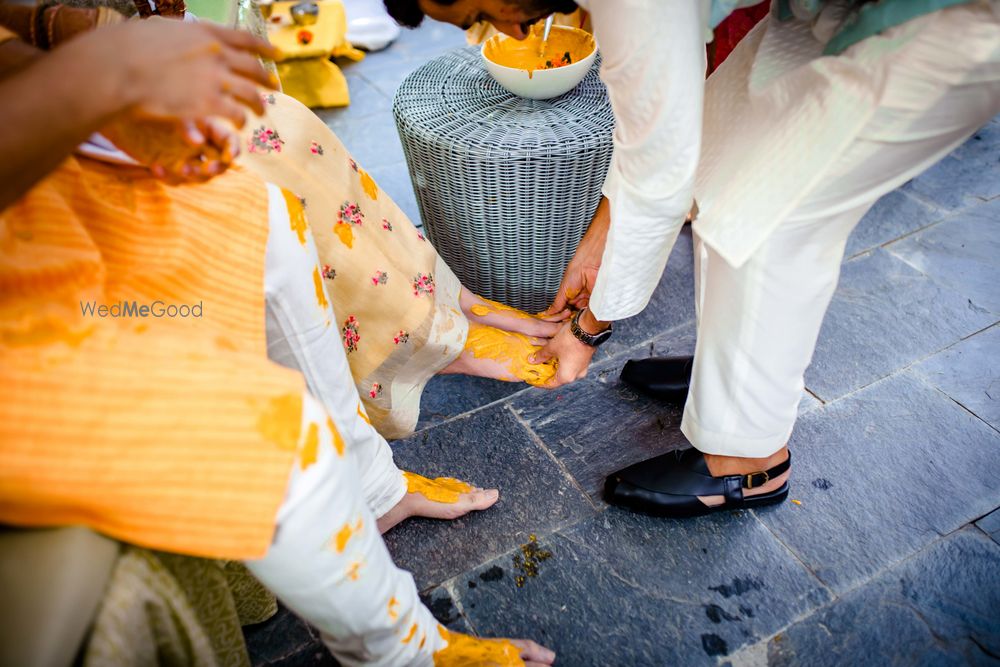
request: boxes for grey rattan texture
[393,46,614,313]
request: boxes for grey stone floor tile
[594,226,696,362]
[844,189,941,260]
[320,111,406,169]
[758,371,1000,593]
[420,586,474,634]
[511,340,695,502]
[903,122,1000,211]
[592,318,698,372]
[357,60,417,100]
[976,508,1000,546]
[366,161,422,226]
[384,405,596,590]
[798,391,823,416]
[389,18,468,58]
[945,117,1000,182]
[316,73,392,132]
[757,529,1000,667]
[245,605,331,666]
[888,197,1000,314]
[456,509,830,666]
[912,324,1000,432]
[805,249,995,401]
[416,374,526,432]
[263,646,339,667]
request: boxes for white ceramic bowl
[481,27,596,100]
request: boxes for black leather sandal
[604,448,790,518]
[620,356,693,407]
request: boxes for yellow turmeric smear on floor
[403,471,471,504]
[300,422,320,470]
[358,168,379,201]
[464,324,556,387]
[282,188,309,245]
[469,297,535,321]
[331,517,363,553]
[433,627,525,666]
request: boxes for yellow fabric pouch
[268,0,363,108]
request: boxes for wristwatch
[570,309,613,347]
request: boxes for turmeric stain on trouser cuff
[330,517,363,553]
[254,392,304,452]
[464,325,556,386]
[433,627,525,666]
[312,266,330,311]
[402,471,472,504]
[281,188,309,245]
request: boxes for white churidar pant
[682,1,1000,456]
[244,184,443,665]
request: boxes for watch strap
[570,309,612,347]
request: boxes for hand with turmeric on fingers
[0,16,280,208]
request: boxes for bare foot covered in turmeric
[440,323,558,386]
[435,626,556,666]
[377,472,500,533]
[461,289,567,339]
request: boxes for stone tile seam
[714,523,993,664]
[972,522,1000,547]
[908,367,1000,438]
[402,317,698,441]
[591,316,698,373]
[504,403,604,514]
[747,509,837,602]
[902,179,990,214]
[440,577,483,638]
[428,511,606,603]
[807,319,1000,407]
[803,387,826,407]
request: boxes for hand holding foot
[377,472,500,533]
[461,289,566,339]
[442,323,558,386]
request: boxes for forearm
[584,0,706,321]
[0,36,129,210]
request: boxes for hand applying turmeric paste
[531,307,609,388]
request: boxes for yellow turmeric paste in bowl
[481,25,596,99]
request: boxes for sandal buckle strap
[742,453,791,490]
[744,471,769,489]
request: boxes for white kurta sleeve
[585,0,708,321]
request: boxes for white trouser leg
[682,9,1000,457]
[263,184,405,517]
[245,391,444,666]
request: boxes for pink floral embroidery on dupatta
[249,125,284,154]
[342,316,360,353]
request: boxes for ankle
[703,446,789,477]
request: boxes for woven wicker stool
[393,46,614,313]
